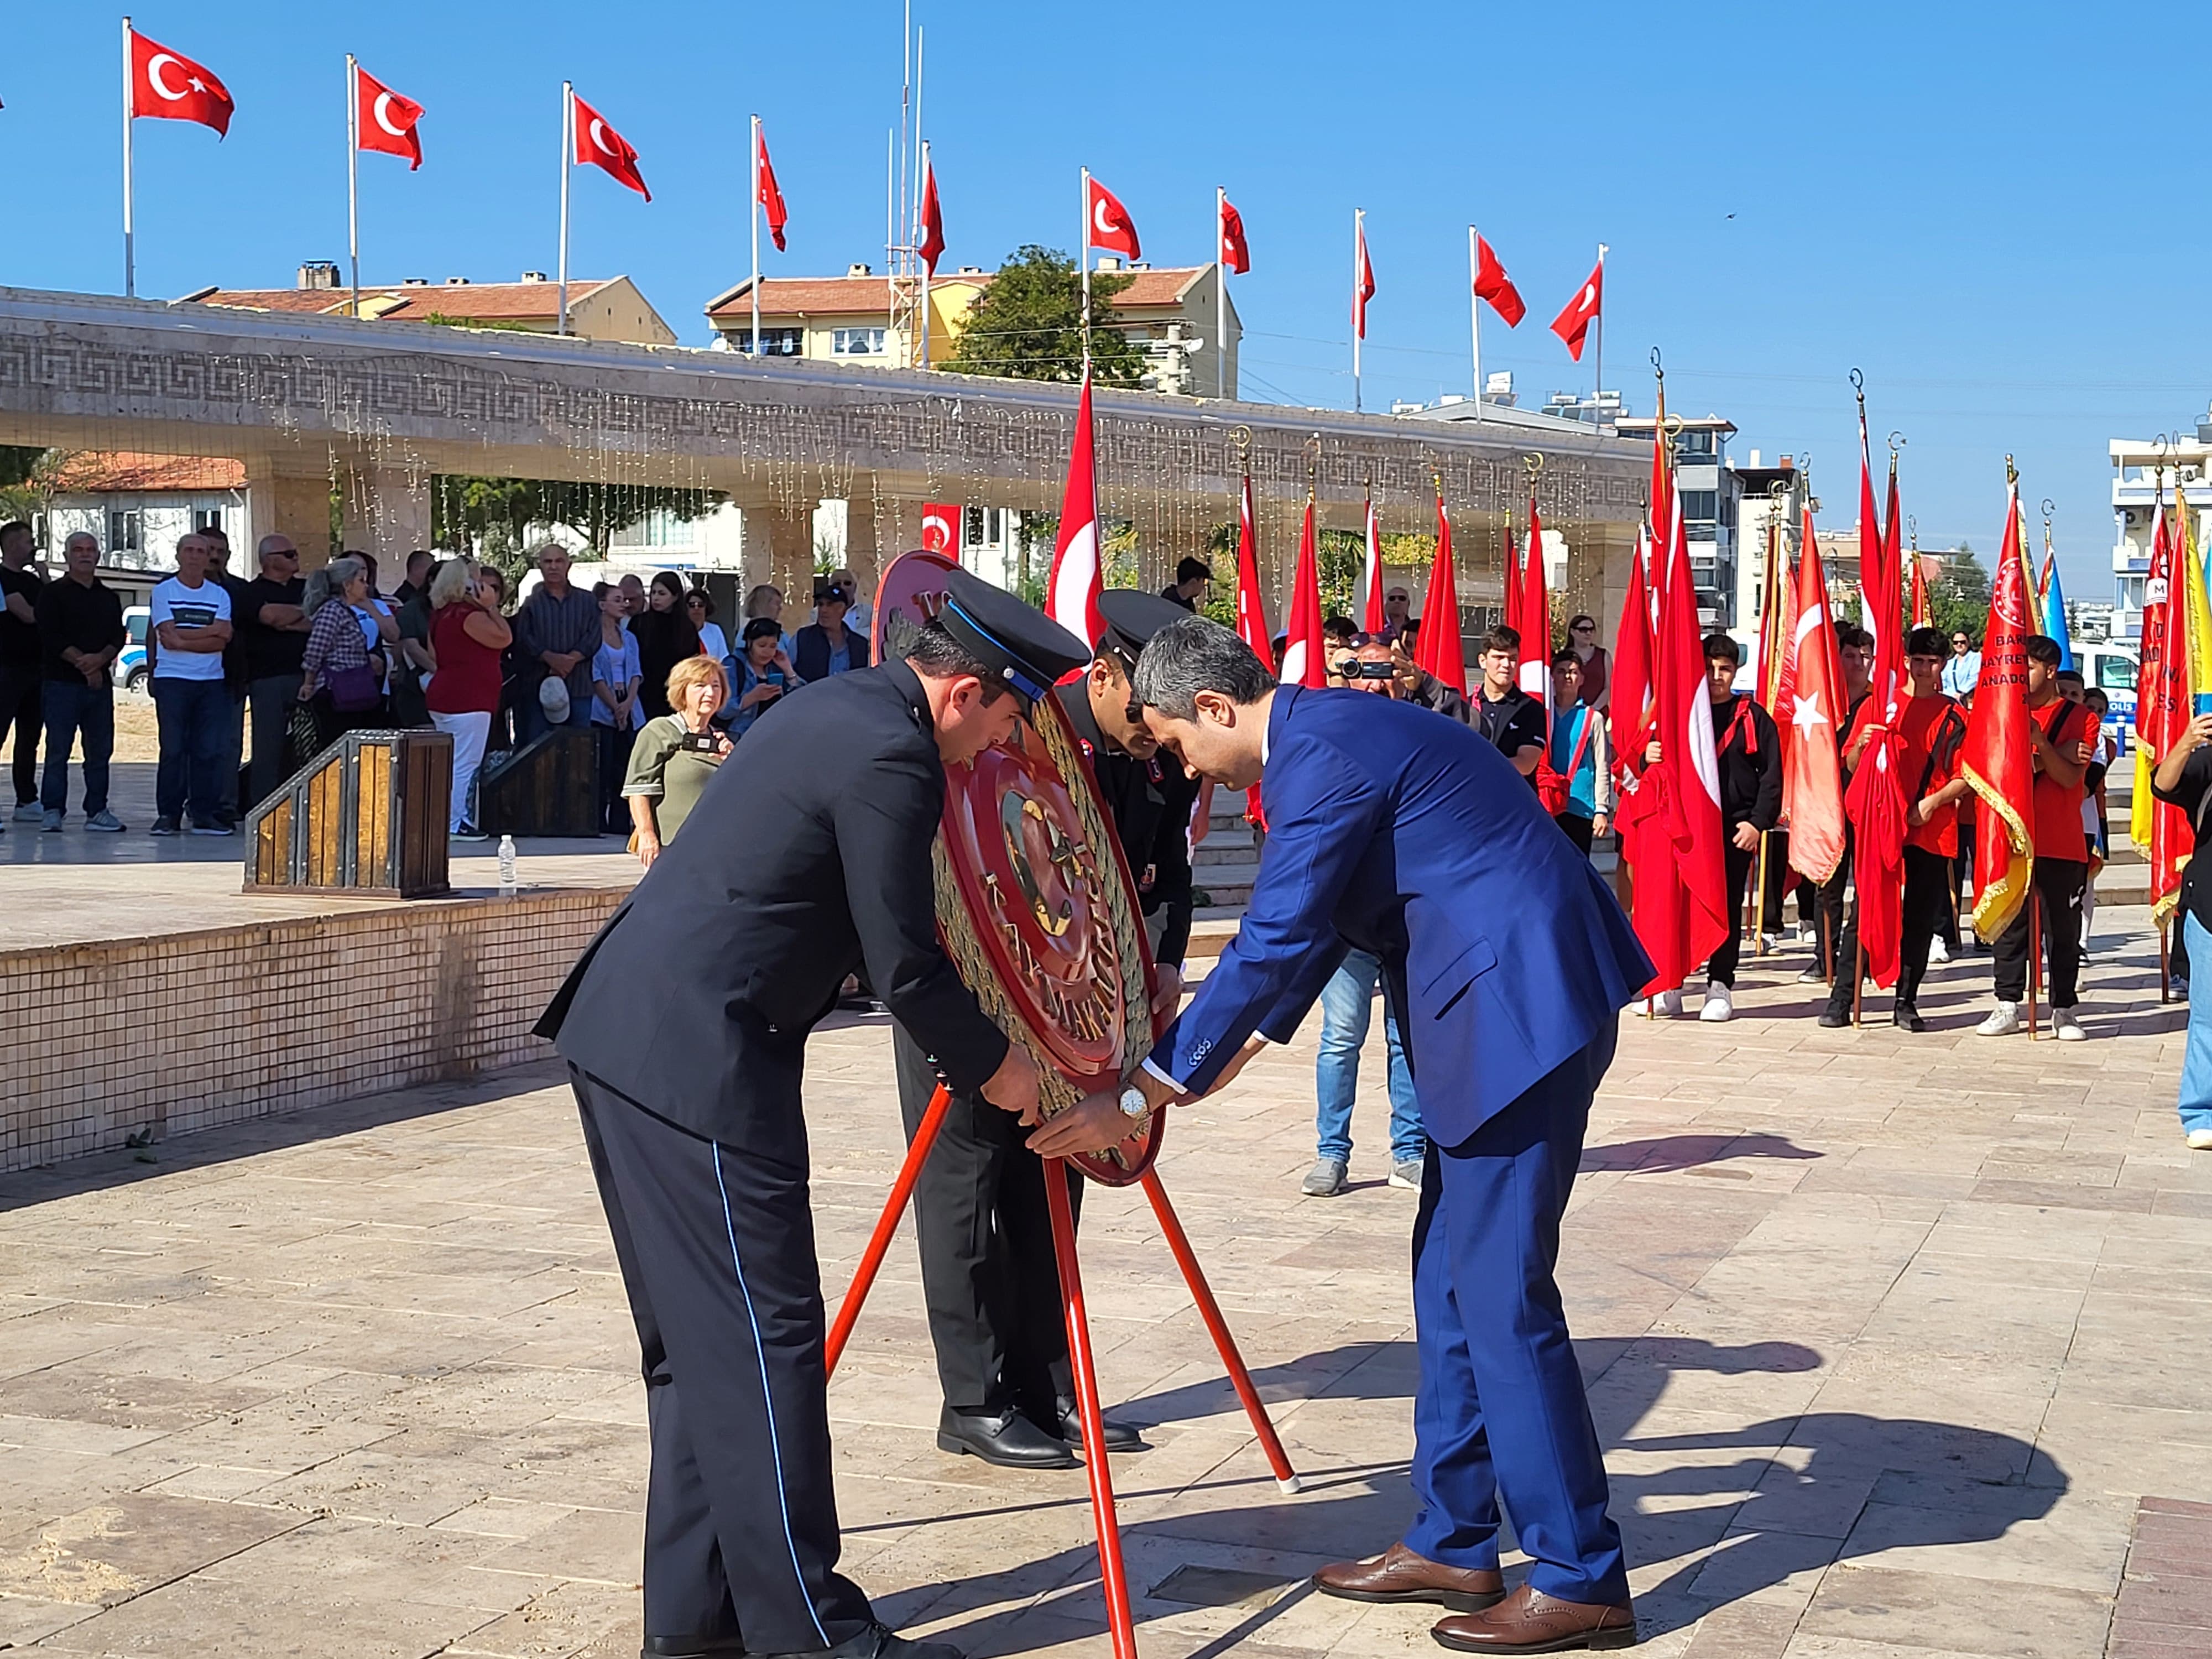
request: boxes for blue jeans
[152,675,232,825]
[39,677,113,815]
[1315,948,1426,1165]
[2182,916,2212,1134]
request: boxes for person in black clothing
[201,528,256,825]
[240,536,311,808]
[1161,556,1211,612]
[1798,623,1874,985]
[535,568,1086,1659]
[35,532,126,830]
[2152,709,2212,1148]
[1471,625,1546,780]
[0,520,44,823]
[891,590,1191,1471]
[1654,634,1779,1022]
[629,570,703,721]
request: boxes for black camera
[1335,655,1395,681]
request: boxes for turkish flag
[1845,425,1910,987]
[916,155,944,273]
[920,501,961,557]
[1961,484,2038,941]
[1610,527,1656,771]
[755,124,787,251]
[573,93,649,200]
[1047,376,1103,646]
[1280,499,1327,690]
[1550,256,1603,362]
[1219,196,1250,275]
[1359,495,1385,637]
[1510,497,1552,701]
[1783,505,1849,887]
[1233,475,1275,676]
[129,30,233,136]
[1353,218,1376,340]
[1086,175,1140,260]
[1415,491,1465,695]
[1473,234,1525,327]
[355,65,424,170]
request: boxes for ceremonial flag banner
[920,502,960,557]
[2041,548,2074,670]
[1550,255,1603,361]
[129,27,234,134]
[573,92,649,199]
[1473,234,1526,326]
[1219,196,1250,274]
[916,154,944,272]
[1610,528,1655,765]
[2134,488,2212,923]
[1281,498,1327,690]
[1785,506,1849,886]
[1360,495,1386,638]
[1961,483,2037,941]
[1910,551,1932,628]
[1086,175,1140,260]
[1234,475,1276,676]
[354,64,423,169]
[1353,217,1376,340]
[1416,492,1465,696]
[1843,420,1909,987]
[1512,498,1553,700]
[1047,377,1104,647]
[754,123,787,249]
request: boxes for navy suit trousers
[1404,1026,1628,1605]
[573,1067,875,1650]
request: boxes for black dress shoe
[643,1637,746,1658]
[1051,1396,1145,1452]
[758,1623,963,1659]
[936,1406,1077,1468]
[1893,1002,1927,1032]
[1816,1006,1850,1029]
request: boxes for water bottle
[498,834,518,898]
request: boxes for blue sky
[6,2,2205,597]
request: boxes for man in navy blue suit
[1030,617,1651,1653]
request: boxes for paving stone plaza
[3,910,2205,1659]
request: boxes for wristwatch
[1117,1084,1151,1123]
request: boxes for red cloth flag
[1415,492,1465,696]
[1783,506,1849,885]
[920,501,960,557]
[916,155,944,272]
[2134,490,2204,925]
[1511,497,1552,700]
[754,123,787,249]
[1219,196,1250,275]
[1610,528,1655,769]
[1087,175,1140,260]
[1844,427,1910,987]
[129,30,233,135]
[1961,483,2037,941]
[1550,256,1603,362]
[1909,552,1932,627]
[573,93,649,200]
[1473,234,1525,326]
[1233,475,1275,676]
[355,65,424,170]
[1353,218,1376,340]
[1046,376,1103,646]
[1359,495,1386,637]
[1280,498,1327,689]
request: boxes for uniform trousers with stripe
[572,1066,875,1652]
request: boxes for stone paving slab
[0,907,2202,1656]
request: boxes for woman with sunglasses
[1566,613,1608,708]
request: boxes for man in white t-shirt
[148,530,235,836]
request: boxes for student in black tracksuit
[1671,634,1780,1020]
[1799,625,1874,985]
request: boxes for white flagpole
[1080,166,1092,381]
[912,32,926,371]
[556,84,572,337]
[1216,186,1227,400]
[1592,241,1608,414]
[749,113,762,359]
[1352,208,1364,414]
[347,55,361,319]
[122,17,135,299]
[918,140,933,371]
[1467,225,1482,425]
[885,130,896,362]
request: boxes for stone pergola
[0,285,1652,631]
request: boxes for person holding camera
[622,655,733,868]
[730,617,800,738]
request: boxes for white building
[1728,450,1808,653]
[2111,413,2212,643]
[1616,414,1739,627]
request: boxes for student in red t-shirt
[1978,634,2096,1040]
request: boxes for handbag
[325,660,381,713]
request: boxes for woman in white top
[685,586,729,669]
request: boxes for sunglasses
[1571,623,1595,633]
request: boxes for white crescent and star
[588,118,613,156]
[1092,198,1118,236]
[373,92,410,137]
[146,54,196,101]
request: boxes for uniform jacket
[1056,681,1199,967]
[536,660,1009,1151]
[1149,686,1652,1147]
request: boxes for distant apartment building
[184,263,678,347]
[1730,450,1806,650]
[1616,413,1740,627]
[703,259,1241,398]
[39,452,246,603]
[2110,409,2212,643]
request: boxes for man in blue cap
[538,568,1089,1659]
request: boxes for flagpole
[1467,225,1482,425]
[918,140,933,371]
[121,17,135,299]
[556,83,571,337]
[1592,242,1608,413]
[346,55,361,320]
[885,129,896,359]
[750,114,762,359]
[1080,166,1092,380]
[911,31,926,369]
[1352,209,1364,415]
[1216,186,1228,400]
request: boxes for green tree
[430,474,724,591]
[940,246,1146,386]
[1929,544,1990,640]
[0,446,76,530]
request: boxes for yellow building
[702,260,1240,398]
[185,263,678,347]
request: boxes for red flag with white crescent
[1047,377,1103,646]
[1550,256,1603,362]
[1359,495,1385,637]
[1219,196,1250,275]
[920,502,960,557]
[1280,498,1327,690]
[1961,483,2039,941]
[354,64,424,170]
[1473,234,1526,326]
[1516,495,1552,701]
[1233,474,1275,676]
[129,29,234,135]
[917,154,944,273]
[1845,422,1910,985]
[1086,175,1140,260]
[755,123,787,249]
[1783,506,1849,886]
[572,92,649,200]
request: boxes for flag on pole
[2133,487,2212,925]
[1550,255,1603,361]
[753,122,786,248]
[1785,505,1849,887]
[1611,528,1656,770]
[1353,216,1376,339]
[916,153,943,272]
[354,64,423,169]
[1359,493,1385,638]
[1510,497,1553,699]
[572,93,649,199]
[1473,234,1525,326]
[1233,474,1275,676]
[1047,375,1104,646]
[1960,481,2038,941]
[1219,195,1250,274]
[920,501,960,557]
[2039,543,2074,669]
[1909,549,1932,628]
[1281,496,1328,689]
[1086,175,1140,260]
[1764,525,1804,713]
[1844,419,1910,987]
[129,29,234,135]
[1415,489,1465,695]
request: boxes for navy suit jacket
[1152,687,1653,1147]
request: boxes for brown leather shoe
[1431,1584,1636,1651]
[1313,1541,1505,1612]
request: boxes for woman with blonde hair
[622,654,731,867]
[424,557,512,841]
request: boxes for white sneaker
[1759,932,1781,951]
[1927,936,1951,964]
[1797,923,1817,945]
[2052,1005,2086,1041]
[1700,981,1735,1022]
[1975,1002,2022,1037]
[1655,989,1683,1017]
[2187,1129,2212,1151]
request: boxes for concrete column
[349,465,432,572]
[843,490,882,601]
[242,457,336,568]
[744,500,818,611]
